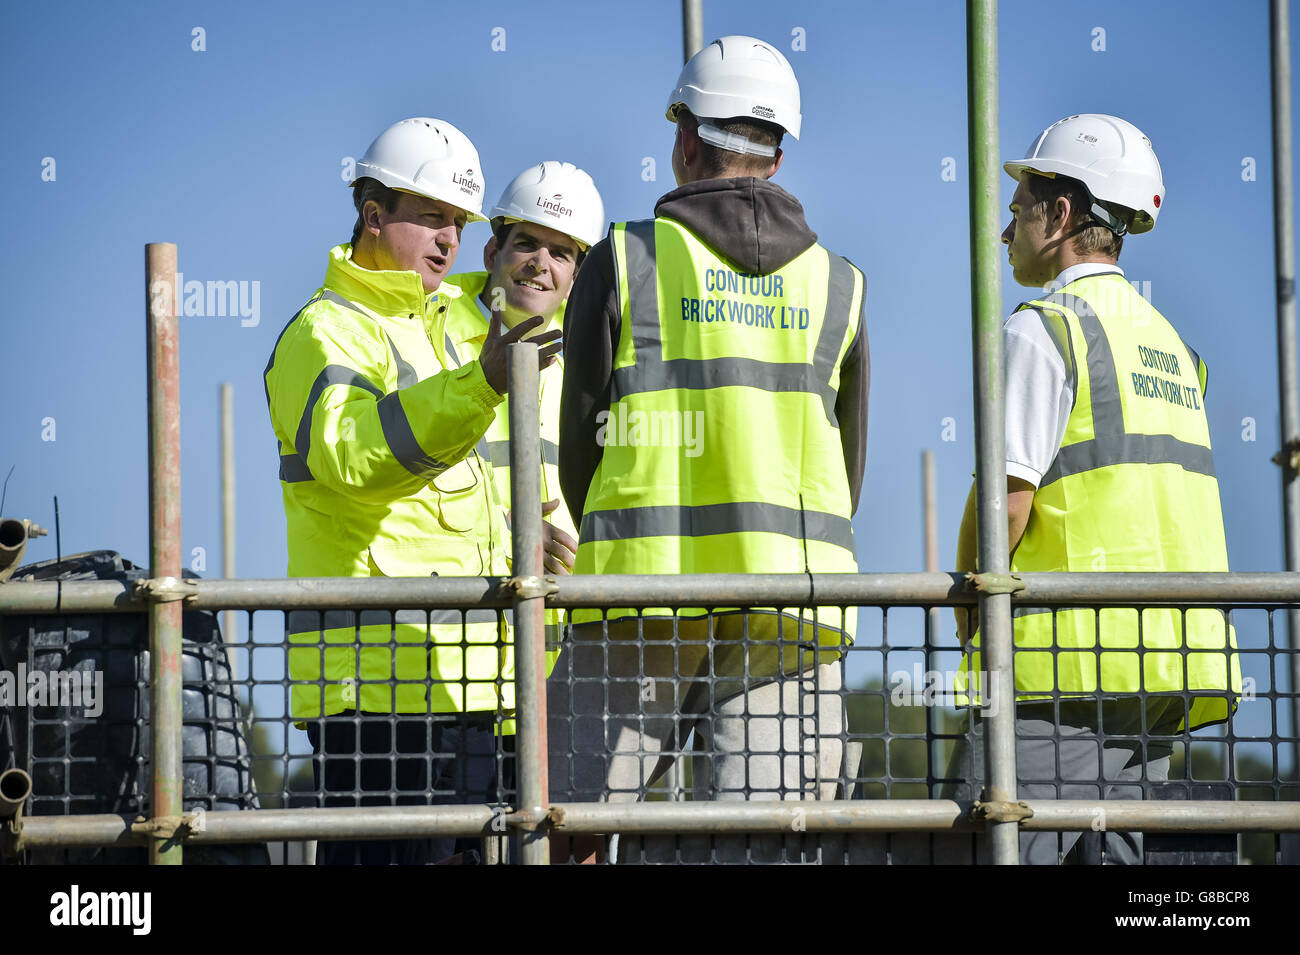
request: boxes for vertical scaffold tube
[508,343,550,865]
[966,0,1019,866]
[1270,0,1300,768]
[145,243,184,865]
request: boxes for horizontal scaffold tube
[15,799,1300,848]
[2,573,1300,615]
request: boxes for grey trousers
[549,615,846,863]
[939,697,1185,865]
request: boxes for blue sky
[1,1,1293,748]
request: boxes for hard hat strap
[1089,199,1129,236]
[696,122,778,157]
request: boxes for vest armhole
[1182,338,1209,398]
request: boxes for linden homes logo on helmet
[536,193,573,219]
[451,168,481,196]
[750,104,776,119]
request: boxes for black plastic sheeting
[0,551,267,864]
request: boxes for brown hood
[653,177,818,275]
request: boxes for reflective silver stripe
[288,608,502,635]
[1036,290,1217,487]
[488,439,559,467]
[815,254,858,423]
[1043,433,1217,484]
[295,365,383,469]
[579,501,855,553]
[611,220,856,424]
[444,333,462,367]
[318,289,368,316]
[385,334,418,389]
[264,289,366,406]
[1043,292,1124,437]
[1012,607,1052,619]
[376,392,448,478]
[474,438,490,462]
[279,453,313,483]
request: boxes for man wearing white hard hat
[444,161,605,560]
[949,114,1240,864]
[557,36,870,862]
[265,118,560,864]
[443,163,605,802]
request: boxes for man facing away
[558,36,870,863]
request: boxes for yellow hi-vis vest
[443,271,569,670]
[967,273,1240,731]
[573,217,864,646]
[265,245,514,721]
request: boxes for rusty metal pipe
[146,242,184,866]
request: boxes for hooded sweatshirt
[558,176,870,528]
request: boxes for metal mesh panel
[2,581,1297,865]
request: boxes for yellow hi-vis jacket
[265,244,514,721]
[443,270,569,668]
[966,273,1240,731]
[573,218,864,647]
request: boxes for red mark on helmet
[1153,195,1162,208]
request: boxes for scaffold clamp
[1271,436,1300,474]
[131,576,199,603]
[132,810,205,839]
[964,572,1026,596]
[509,575,559,599]
[971,800,1034,823]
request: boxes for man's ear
[679,122,699,168]
[362,199,385,237]
[1050,195,1075,238]
[765,147,784,180]
[483,234,499,272]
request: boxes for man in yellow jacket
[443,161,606,575]
[950,114,1239,865]
[264,118,559,864]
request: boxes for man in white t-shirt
[947,114,1237,865]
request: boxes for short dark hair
[678,109,783,179]
[490,218,587,269]
[1023,172,1125,259]
[350,178,403,247]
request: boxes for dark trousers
[939,697,1186,865]
[306,710,515,865]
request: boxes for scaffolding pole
[1271,0,1300,775]
[220,383,237,677]
[966,0,1018,865]
[508,343,550,865]
[682,0,703,63]
[145,243,184,866]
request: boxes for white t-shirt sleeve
[1003,310,1073,488]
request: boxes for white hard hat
[489,162,606,249]
[666,35,802,143]
[350,117,488,223]
[1004,113,1165,235]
